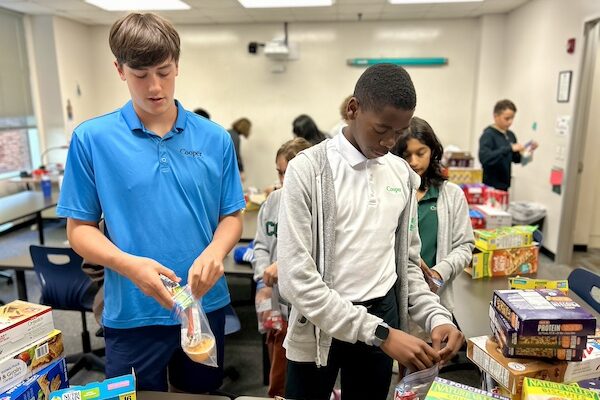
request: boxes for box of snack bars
[483,188,509,211]
[522,377,599,400]
[0,301,54,358]
[492,290,596,337]
[467,336,567,399]
[0,330,64,394]
[489,304,587,350]
[475,226,536,251]
[470,246,538,279]
[563,336,600,383]
[493,325,584,361]
[447,168,483,185]
[0,358,67,400]
[50,372,135,400]
[461,184,488,205]
[425,377,509,400]
[474,205,512,229]
[508,277,569,293]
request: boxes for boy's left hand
[188,249,225,299]
[430,324,464,364]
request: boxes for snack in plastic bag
[395,364,439,400]
[255,283,283,334]
[160,275,218,367]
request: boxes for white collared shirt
[327,130,410,302]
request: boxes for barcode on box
[35,343,49,359]
[62,392,81,400]
[472,345,510,388]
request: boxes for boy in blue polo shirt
[57,13,245,393]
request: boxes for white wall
[88,19,480,189]
[499,0,600,254]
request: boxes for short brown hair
[494,99,517,115]
[232,118,252,137]
[276,138,312,163]
[109,13,180,69]
[339,95,352,121]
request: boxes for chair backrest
[30,245,94,312]
[568,267,600,314]
[224,304,241,335]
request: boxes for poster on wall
[557,71,572,103]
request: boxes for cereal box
[467,336,567,398]
[0,358,67,400]
[470,245,538,279]
[508,277,569,293]
[522,377,600,400]
[50,373,135,400]
[475,226,537,251]
[0,330,64,394]
[447,168,483,185]
[474,205,512,229]
[489,305,586,350]
[492,290,597,337]
[425,377,509,400]
[0,301,54,358]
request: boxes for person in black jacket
[478,99,537,190]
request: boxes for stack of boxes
[467,289,600,399]
[0,300,68,400]
[462,184,512,229]
[468,225,539,279]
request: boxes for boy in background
[57,13,245,393]
[278,64,463,400]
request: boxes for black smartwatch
[373,323,390,347]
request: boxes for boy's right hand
[512,143,525,152]
[124,256,180,310]
[380,328,441,371]
[263,262,278,287]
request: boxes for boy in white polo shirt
[278,64,464,400]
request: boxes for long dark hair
[292,115,326,145]
[391,116,446,191]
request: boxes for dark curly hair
[391,116,446,191]
[354,63,416,112]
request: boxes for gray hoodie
[252,189,281,282]
[431,181,475,313]
[277,140,454,366]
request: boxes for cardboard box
[447,168,483,184]
[508,277,569,293]
[50,373,135,400]
[425,377,509,400]
[467,336,567,398]
[492,290,596,337]
[522,377,600,400]
[0,330,64,394]
[475,226,537,251]
[474,205,512,229]
[489,305,586,350]
[484,189,510,211]
[563,338,600,383]
[470,246,539,279]
[0,301,54,358]
[493,326,584,361]
[0,358,68,400]
[461,184,488,205]
[470,208,486,229]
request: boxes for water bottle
[41,175,52,198]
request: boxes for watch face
[376,324,389,340]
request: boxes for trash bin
[509,201,546,247]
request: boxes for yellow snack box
[475,225,537,251]
[522,377,600,400]
[508,276,569,293]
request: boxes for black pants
[285,288,399,400]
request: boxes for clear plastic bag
[160,275,218,367]
[395,364,439,400]
[255,284,283,334]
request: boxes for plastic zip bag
[160,275,218,367]
[395,364,439,400]
[255,284,283,333]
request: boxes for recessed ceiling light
[388,0,483,4]
[85,0,191,11]
[238,0,334,8]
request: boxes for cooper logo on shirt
[386,186,402,194]
[179,148,202,158]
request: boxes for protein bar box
[492,290,596,337]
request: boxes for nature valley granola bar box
[0,301,54,358]
[522,377,599,400]
[50,373,135,400]
[425,377,509,400]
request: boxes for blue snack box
[0,358,68,400]
[49,373,135,400]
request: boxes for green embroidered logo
[409,217,416,232]
[266,221,277,237]
[386,186,402,194]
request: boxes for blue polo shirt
[57,100,245,329]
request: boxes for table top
[452,262,600,339]
[137,391,229,400]
[0,191,58,226]
[223,245,254,277]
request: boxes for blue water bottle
[41,175,52,198]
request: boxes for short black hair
[354,64,416,112]
[391,116,446,191]
[193,108,210,119]
[494,99,517,115]
[292,114,326,145]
